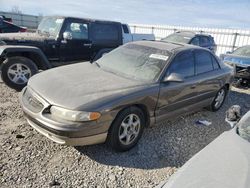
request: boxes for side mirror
[163,73,184,83]
[63,32,72,40]
[226,51,232,54]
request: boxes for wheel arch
[112,104,151,128]
[1,47,51,70]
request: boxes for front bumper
[20,87,110,146]
[27,118,107,146]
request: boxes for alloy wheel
[118,114,141,145]
[214,89,225,109]
[7,63,32,85]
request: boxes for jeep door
[156,50,199,122]
[59,18,92,62]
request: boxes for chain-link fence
[129,24,250,55]
[1,11,250,55]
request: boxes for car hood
[160,128,250,188]
[222,54,250,67]
[28,62,148,110]
[0,32,49,43]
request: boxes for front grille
[23,88,44,113]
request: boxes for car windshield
[96,43,170,82]
[162,33,191,43]
[233,46,250,57]
[37,17,64,37]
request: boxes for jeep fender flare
[0,45,52,70]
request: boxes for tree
[11,6,22,14]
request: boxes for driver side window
[64,21,88,40]
[166,51,195,78]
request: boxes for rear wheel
[1,56,38,91]
[208,87,227,111]
[107,107,145,152]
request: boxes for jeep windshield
[96,43,170,82]
[37,17,64,37]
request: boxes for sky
[1,0,250,29]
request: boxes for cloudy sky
[1,0,250,29]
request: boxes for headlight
[50,106,101,122]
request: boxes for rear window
[199,36,210,46]
[195,50,214,74]
[162,33,191,44]
[122,24,129,34]
[92,23,119,41]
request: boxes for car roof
[43,16,121,25]
[131,40,206,53]
[174,31,212,38]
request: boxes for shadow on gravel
[76,89,250,170]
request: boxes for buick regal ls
[20,41,233,151]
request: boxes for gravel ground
[0,82,250,188]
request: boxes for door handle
[83,43,92,47]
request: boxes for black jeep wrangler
[0,16,123,90]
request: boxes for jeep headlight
[50,106,101,122]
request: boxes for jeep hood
[0,32,49,43]
[28,62,148,110]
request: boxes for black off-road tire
[1,56,38,91]
[107,107,145,152]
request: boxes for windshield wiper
[94,62,100,68]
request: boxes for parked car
[0,16,27,33]
[220,45,250,86]
[20,41,233,151]
[158,110,250,188]
[0,16,155,91]
[161,31,217,53]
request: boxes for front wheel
[208,87,227,111]
[1,56,38,91]
[107,107,145,152]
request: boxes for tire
[1,56,38,91]
[107,107,145,152]
[208,87,227,112]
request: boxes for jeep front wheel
[1,56,38,91]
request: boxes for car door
[59,18,92,62]
[156,50,199,122]
[193,49,222,103]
